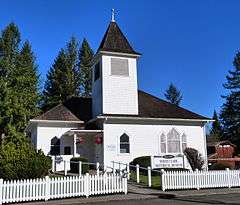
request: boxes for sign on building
[151,155,185,169]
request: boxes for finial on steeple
[111,8,115,22]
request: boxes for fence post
[79,161,82,176]
[52,157,55,172]
[0,179,3,205]
[124,176,128,194]
[64,161,67,176]
[196,169,200,190]
[148,166,152,187]
[119,162,121,174]
[161,169,165,191]
[226,168,231,188]
[45,176,50,201]
[84,173,89,198]
[112,161,115,175]
[126,163,130,180]
[136,164,140,183]
[96,162,100,176]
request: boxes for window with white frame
[182,133,187,152]
[160,133,166,153]
[120,133,130,153]
[50,136,60,155]
[160,128,187,154]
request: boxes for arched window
[160,133,166,153]
[167,128,181,153]
[182,133,187,152]
[50,136,60,155]
[160,128,187,154]
[120,133,130,153]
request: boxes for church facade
[26,17,211,171]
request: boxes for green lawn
[130,171,162,189]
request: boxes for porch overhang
[65,129,103,137]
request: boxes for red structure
[208,141,238,169]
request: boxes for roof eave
[99,50,141,58]
[29,119,84,124]
[96,115,213,123]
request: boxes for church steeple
[92,11,140,117]
[97,11,141,55]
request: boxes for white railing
[0,173,127,204]
[161,168,240,191]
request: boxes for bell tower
[92,10,141,117]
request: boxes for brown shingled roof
[97,21,141,55]
[137,90,210,120]
[34,90,209,122]
[34,104,81,122]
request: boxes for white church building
[26,16,211,171]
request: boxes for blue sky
[0,0,239,118]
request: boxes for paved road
[84,194,240,205]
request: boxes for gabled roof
[33,90,210,123]
[97,21,141,55]
[137,90,210,120]
[33,104,81,122]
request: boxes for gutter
[96,116,214,123]
[29,119,84,124]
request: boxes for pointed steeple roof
[97,21,141,55]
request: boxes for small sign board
[151,155,184,169]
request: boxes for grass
[130,171,162,189]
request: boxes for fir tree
[0,23,40,138]
[14,41,40,131]
[0,23,21,138]
[42,37,81,110]
[164,83,183,106]
[42,49,67,110]
[220,52,240,148]
[79,38,94,97]
[210,110,222,140]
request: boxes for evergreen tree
[0,23,21,138]
[42,37,81,110]
[210,110,222,140]
[164,83,183,106]
[79,38,94,97]
[220,52,240,148]
[0,23,40,138]
[14,41,40,131]
[42,49,67,110]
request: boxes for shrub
[209,163,231,170]
[184,147,204,170]
[0,141,52,180]
[130,156,151,167]
[70,157,89,174]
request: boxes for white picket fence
[161,169,240,191]
[0,173,127,204]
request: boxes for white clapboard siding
[162,169,240,191]
[0,174,127,204]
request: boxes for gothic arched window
[167,128,181,153]
[182,133,187,152]
[160,128,187,154]
[50,136,60,155]
[120,133,130,153]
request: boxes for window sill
[118,153,131,156]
